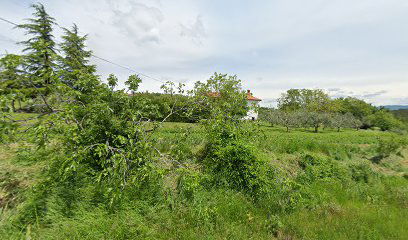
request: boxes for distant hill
[382,105,408,110]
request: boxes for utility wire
[0,16,167,84]
[91,55,165,83]
[0,17,18,26]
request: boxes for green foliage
[376,137,406,159]
[191,72,248,120]
[336,97,376,119]
[392,109,408,123]
[204,138,262,192]
[349,162,377,183]
[368,109,403,131]
[278,88,331,112]
[125,74,142,93]
[18,3,58,91]
[0,54,26,112]
[1,3,408,239]
[297,153,346,183]
[58,24,96,90]
[107,73,118,90]
[329,112,362,131]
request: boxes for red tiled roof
[246,90,261,101]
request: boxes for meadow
[1,117,407,239]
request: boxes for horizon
[1,0,408,107]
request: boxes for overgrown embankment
[1,120,407,239]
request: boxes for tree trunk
[337,127,340,132]
[11,100,16,112]
[314,126,318,133]
[286,126,289,132]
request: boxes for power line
[0,17,18,26]
[0,16,167,84]
[91,55,165,83]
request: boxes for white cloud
[180,15,206,45]
[110,0,164,44]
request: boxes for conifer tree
[18,3,57,94]
[59,24,96,89]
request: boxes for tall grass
[0,120,407,239]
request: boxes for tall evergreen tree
[59,24,96,89]
[18,3,57,93]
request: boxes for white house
[243,90,262,120]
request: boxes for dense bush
[349,162,377,183]
[297,153,346,183]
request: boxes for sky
[1,0,408,107]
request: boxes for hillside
[1,118,407,239]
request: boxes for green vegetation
[1,121,407,239]
[260,89,406,133]
[1,3,407,240]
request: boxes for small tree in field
[303,111,330,133]
[348,113,362,130]
[330,113,349,132]
[262,108,280,127]
[275,110,300,132]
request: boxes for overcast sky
[1,0,408,106]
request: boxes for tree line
[260,89,406,132]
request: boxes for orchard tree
[304,111,330,133]
[348,113,362,130]
[276,110,301,132]
[330,112,359,132]
[261,108,280,127]
[18,3,58,94]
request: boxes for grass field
[0,117,407,239]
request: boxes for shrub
[376,137,406,160]
[203,136,266,194]
[297,153,346,183]
[368,110,402,131]
[349,162,376,183]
